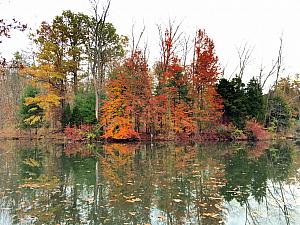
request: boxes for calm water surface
[1,140,300,225]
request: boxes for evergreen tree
[71,105,81,127]
[246,77,265,123]
[61,103,72,128]
[70,87,97,127]
[217,77,247,128]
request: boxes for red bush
[80,124,93,133]
[64,126,83,141]
[245,120,269,140]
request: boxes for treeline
[1,8,299,141]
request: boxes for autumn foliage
[100,60,142,140]
[245,120,270,141]
[64,126,84,141]
[13,10,226,141]
[100,29,223,140]
[64,124,99,141]
[0,10,281,142]
[189,30,223,134]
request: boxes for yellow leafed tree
[21,64,63,127]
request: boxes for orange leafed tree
[154,26,195,138]
[123,51,152,133]
[101,72,139,140]
[189,29,223,134]
[101,50,153,140]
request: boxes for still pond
[1,140,300,224]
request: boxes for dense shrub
[64,124,103,142]
[245,120,269,140]
[64,126,84,141]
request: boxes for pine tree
[246,77,265,123]
[19,85,44,131]
[61,103,71,128]
[217,77,247,128]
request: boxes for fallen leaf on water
[209,197,222,200]
[202,212,219,218]
[126,198,141,203]
[129,212,136,216]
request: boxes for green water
[0,140,300,225]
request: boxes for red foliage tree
[101,27,224,141]
[189,29,223,134]
[123,51,152,133]
[153,26,196,139]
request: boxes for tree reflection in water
[221,141,298,225]
[0,140,300,224]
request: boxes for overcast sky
[1,0,300,87]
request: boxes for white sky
[1,0,300,87]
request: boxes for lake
[0,140,300,225]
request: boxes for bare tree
[237,43,254,79]
[274,36,283,92]
[182,35,192,68]
[89,0,111,120]
[261,36,284,127]
[259,62,276,89]
[89,0,124,120]
[130,23,146,56]
[157,19,183,72]
[259,36,283,90]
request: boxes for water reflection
[0,140,300,224]
[222,141,299,225]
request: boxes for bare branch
[89,0,111,120]
[157,20,183,71]
[130,23,146,55]
[182,35,191,68]
[261,60,277,88]
[274,35,283,92]
[236,43,254,79]
[261,35,284,89]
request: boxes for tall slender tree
[89,0,126,120]
[190,29,223,133]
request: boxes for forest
[0,2,299,142]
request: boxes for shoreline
[0,132,297,143]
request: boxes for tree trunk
[73,70,78,94]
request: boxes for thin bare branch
[274,35,283,92]
[236,43,254,79]
[261,35,284,89]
